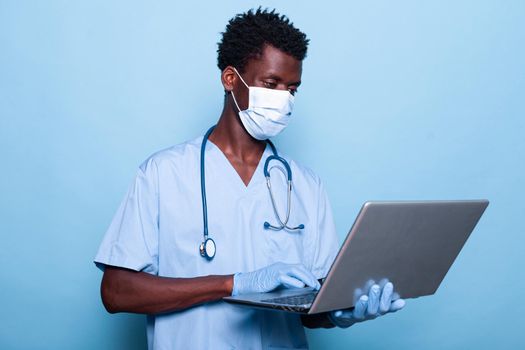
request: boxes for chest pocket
[262,229,305,265]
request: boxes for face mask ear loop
[231,67,249,113]
[230,90,242,113]
[233,67,249,89]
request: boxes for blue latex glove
[329,282,406,328]
[232,262,321,296]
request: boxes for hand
[329,282,406,328]
[232,262,320,296]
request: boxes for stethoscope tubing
[200,125,304,260]
[200,126,214,241]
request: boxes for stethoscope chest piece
[199,237,216,260]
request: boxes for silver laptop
[223,200,489,314]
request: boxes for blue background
[1,1,523,349]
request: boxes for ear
[221,66,236,92]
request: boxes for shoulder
[138,135,203,175]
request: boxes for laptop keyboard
[261,292,316,306]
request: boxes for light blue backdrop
[1,1,523,349]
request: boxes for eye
[263,81,277,89]
[288,88,298,96]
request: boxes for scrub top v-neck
[94,134,339,350]
[206,138,269,192]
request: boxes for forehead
[243,44,302,81]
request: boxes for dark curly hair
[217,8,309,72]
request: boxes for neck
[208,98,266,161]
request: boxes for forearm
[101,265,233,314]
[301,312,336,329]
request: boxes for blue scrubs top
[94,135,339,350]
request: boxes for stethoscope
[199,125,305,260]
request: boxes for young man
[95,8,404,349]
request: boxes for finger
[367,284,381,315]
[290,265,320,289]
[379,282,394,313]
[288,265,320,290]
[352,295,368,320]
[390,298,406,312]
[278,274,305,289]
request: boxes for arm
[101,262,320,315]
[101,265,233,314]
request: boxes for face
[222,44,303,111]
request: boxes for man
[95,8,405,349]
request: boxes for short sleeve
[311,180,340,279]
[94,159,159,275]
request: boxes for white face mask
[231,68,295,140]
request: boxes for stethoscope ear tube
[264,160,304,231]
[264,221,305,231]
